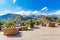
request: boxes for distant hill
[33,15,58,22]
[0,13,58,22]
[0,13,33,21]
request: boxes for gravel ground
[0,25,60,40]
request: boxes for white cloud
[13,10,41,16]
[0,10,13,16]
[13,7,48,16]
[47,10,60,15]
[1,10,60,16]
[15,11,32,16]
[41,7,48,11]
[32,11,40,15]
[53,10,60,15]
[13,0,16,4]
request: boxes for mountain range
[0,13,58,22]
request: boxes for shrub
[0,21,5,27]
[21,25,28,30]
[20,21,26,26]
[4,22,14,28]
[56,18,60,23]
[35,20,41,25]
[28,19,35,28]
[0,22,3,26]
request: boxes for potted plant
[20,21,25,26]
[35,20,42,25]
[2,22,19,35]
[28,19,35,28]
[40,21,46,26]
[0,22,3,30]
[21,24,28,31]
[4,22,14,28]
[47,22,55,27]
[2,27,19,35]
[56,18,60,25]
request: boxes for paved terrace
[0,26,60,40]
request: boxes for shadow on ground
[27,28,33,31]
[33,25,40,29]
[6,32,22,38]
[0,30,2,32]
[33,27,40,29]
[21,28,33,31]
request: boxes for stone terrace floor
[0,25,60,40]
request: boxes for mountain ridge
[0,13,58,22]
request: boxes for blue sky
[0,0,60,15]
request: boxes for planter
[58,23,60,25]
[30,24,34,28]
[0,27,1,30]
[0,27,3,30]
[19,28,22,31]
[22,26,28,31]
[57,22,60,25]
[40,22,46,26]
[47,22,55,27]
[2,27,19,35]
